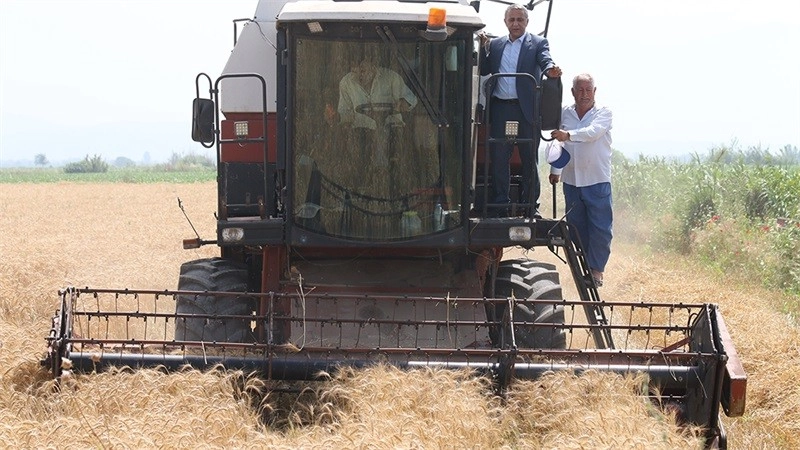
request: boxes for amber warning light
[425,8,447,41]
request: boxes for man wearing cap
[479,3,562,217]
[549,73,613,287]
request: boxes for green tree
[34,153,49,166]
[114,156,136,168]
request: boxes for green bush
[613,144,800,299]
[154,152,216,172]
[63,154,109,173]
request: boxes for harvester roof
[276,0,485,27]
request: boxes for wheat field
[1,182,797,449]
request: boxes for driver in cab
[326,57,417,129]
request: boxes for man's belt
[492,97,519,104]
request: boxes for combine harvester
[43,0,746,447]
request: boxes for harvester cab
[44,1,747,447]
[183,0,579,352]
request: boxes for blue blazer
[480,32,556,124]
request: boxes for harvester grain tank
[43,1,747,447]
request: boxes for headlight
[508,226,531,242]
[221,227,244,242]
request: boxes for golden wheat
[1,182,797,448]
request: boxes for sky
[1,0,798,166]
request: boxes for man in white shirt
[549,73,613,287]
[327,57,417,166]
[336,58,417,130]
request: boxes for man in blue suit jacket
[479,4,562,217]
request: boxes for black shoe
[531,201,542,218]
[584,275,603,288]
[590,270,604,287]
[515,207,541,219]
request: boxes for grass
[613,147,800,306]
[0,166,216,183]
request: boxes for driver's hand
[324,103,337,125]
[395,99,411,113]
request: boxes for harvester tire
[493,259,567,349]
[175,258,256,343]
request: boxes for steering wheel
[355,103,395,115]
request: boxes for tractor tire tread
[174,257,255,343]
[494,258,567,349]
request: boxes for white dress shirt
[550,104,613,187]
[338,67,418,130]
[493,38,523,100]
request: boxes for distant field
[0,167,216,183]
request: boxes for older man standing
[479,3,562,217]
[549,73,613,287]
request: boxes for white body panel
[278,0,483,26]
[219,0,288,114]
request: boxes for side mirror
[191,98,215,143]
[540,77,562,131]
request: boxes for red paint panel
[220,112,278,163]
[475,123,524,175]
[261,245,289,343]
[715,308,747,417]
